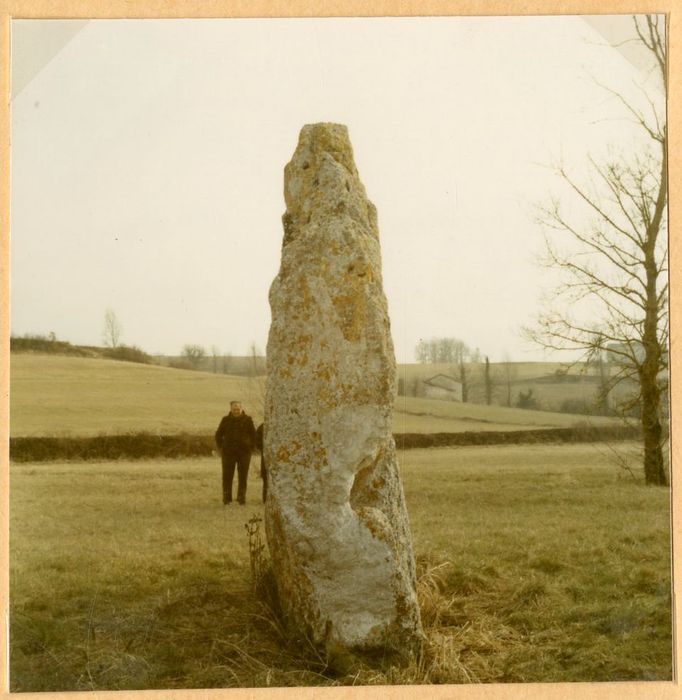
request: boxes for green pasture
[9,443,671,690]
[10,354,619,437]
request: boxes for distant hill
[10,354,620,438]
[9,334,266,376]
[10,354,263,437]
[11,334,621,417]
[396,361,615,415]
[10,335,153,364]
[154,353,266,376]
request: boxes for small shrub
[516,388,539,410]
[559,398,615,417]
[168,360,193,370]
[559,398,592,415]
[244,517,284,631]
[101,345,152,364]
[245,516,268,595]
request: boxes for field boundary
[393,425,640,449]
[9,425,641,463]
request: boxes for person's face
[231,403,243,417]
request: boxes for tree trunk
[597,356,610,415]
[640,370,666,485]
[640,137,668,486]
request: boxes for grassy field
[10,354,261,436]
[399,361,575,384]
[398,361,611,412]
[11,354,620,437]
[392,396,619,434]
[9,442,671,690]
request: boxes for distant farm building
[421,374,463,402]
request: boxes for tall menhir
[264,123,423,657]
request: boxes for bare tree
[484,356,493,406]
[415,339,430,363]
[221,352,233,374]
[210,345,220,373]
[102,308,122,348]
[181,344,206,369]
[451,342,470,403]
[529,16,668,485]
[415,336,469,364]
[586,348,613,416]
[501,353,518,408]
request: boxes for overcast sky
[10,15,663,363]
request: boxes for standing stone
[264,123,423,656]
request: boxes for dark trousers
[222,448,251,503]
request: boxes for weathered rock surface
[264,123,423,655]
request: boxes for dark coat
[255,423,264,453]
[255,423,266,478]
[215,412,256,453]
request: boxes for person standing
[215,401,256,505]
[255,423,267,503]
